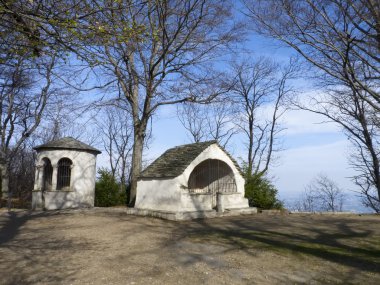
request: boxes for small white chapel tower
[32,137,101,210]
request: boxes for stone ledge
[28,207,258,221]
[125,207,258,221]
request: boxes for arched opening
[42,158,53,191]
[188,159,237,207]
[57,158,72,190]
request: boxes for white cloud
[254,92,341,137]
[282,109,340,136]
[271,140,356,199]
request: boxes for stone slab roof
[139,141,242,179]
[34,137,101,154]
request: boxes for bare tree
[177,103,208,143]
[244,0,380,212]
[177,101,238,148]
[299,174,346,212]
[206,102,239,149]
[32,89,85,143]
[244,0,379,108]
[0,1,133,207]
[72,0,242,205]
[293,190,317,212]
[6,143,35,208]
[295,85,380,212]
[0,0,92,208]
[96,106,133,190]
[229,57,297,176]
[0,53,57,206]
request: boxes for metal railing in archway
[188,159,237,195]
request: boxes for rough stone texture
[139,141,242,178]
[34,137,101,154]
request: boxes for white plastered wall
[32,149,97,210]
[135,144,249,212]
[135,178,181,211]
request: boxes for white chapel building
[135,141,250,216]
[32,137,101,210]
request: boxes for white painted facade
[32,149,98,210]
[135,144,249,212]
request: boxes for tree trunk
[0,162,10,208]
[247,117,254,176]
[128,130,145,207]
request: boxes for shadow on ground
[0,210,104,284]
[1,210,379,284]
[173,215,380,273]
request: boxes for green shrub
[95,168,126,207]
[245,173,283,210]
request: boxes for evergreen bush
[95,168,126,207]
[244,173,283,210]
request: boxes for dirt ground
[0,209,379,285]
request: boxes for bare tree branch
[229,57,297,176]
[244,0,380,212]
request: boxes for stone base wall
[32,190,94,210]
[219,192,249,209]
[124,207,257,221]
